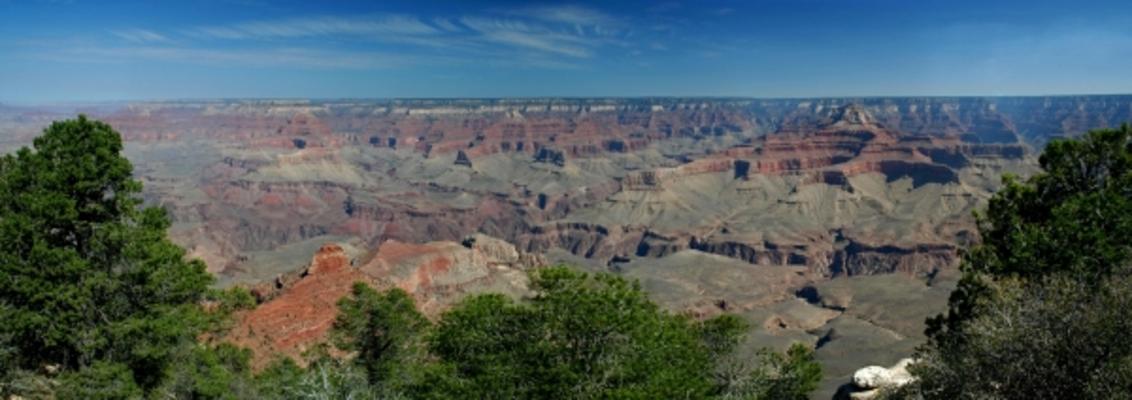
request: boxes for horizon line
[5,92,1132,107]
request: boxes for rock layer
[4,97,1129,280]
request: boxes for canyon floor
[3,96,1130,397]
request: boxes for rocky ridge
[225,235,543,367]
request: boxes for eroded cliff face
[513,102,1028,278]
[225,243,369,366]
[37,96,1116,282]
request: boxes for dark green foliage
[56,361,144,400]
[0,304,15,381]
[208,286,258,315]
[697,313,749,360]
[427,266,718,399]
[253,358,307,399]
[929,124,1132,337]
[715,343,822,400]
[425,293,529,396]
[756,343,823,400]
[0,309,54,398]
[903,276,1132,399]
[688,317,820,400]
[151,343,259,399]
[202,286,259,335]
[255,353,378,400]
[321,267,821,400]
[430,267,820,399]
[0,116,213,392]
[332,283,429,393]
[907,125,1132,399]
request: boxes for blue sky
[1,0,1131,102]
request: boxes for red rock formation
[359,234,544,315]
[226,235,544,367]
[614,103,1018,196]
[226,244,368,367]
[746,104,1022,187]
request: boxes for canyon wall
[4,96,1129,282]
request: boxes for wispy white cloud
[176,12,619,59]
[484,30,591,58]
[431,17,462,32]
[509,4,618,27]
[459,17,538,36]
[58,46,421,69]
[111,29,169,43]
[93,6,647,68]
[460,16,596,58]
[186,15,441,40]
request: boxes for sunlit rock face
[225,243,368,367]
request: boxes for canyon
[2,95,1130,397]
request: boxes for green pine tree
[0,116,214,391]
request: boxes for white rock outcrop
[853,366,894,389]
[848,358,915,399]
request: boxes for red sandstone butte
[225,243,368,368]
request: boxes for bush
[929,124,1132,337]
[56,361,144,400]
[151,343,258,399]
[715,343,822,400]
[257,354,379,400]
[907,125,1132,399]
[425,267,724,398]
[331,266,821,399]
[903,275,1132,399]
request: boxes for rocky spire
[832,104,875,126]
